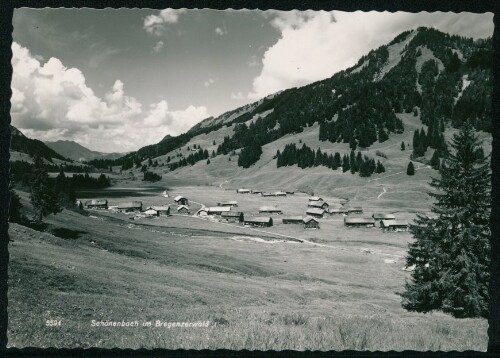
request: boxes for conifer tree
[30,156,62,223]
[375,160,386,173]
[407,161,415,176]
[401,121,491,318]
[401,141,406,151]
[342,154,350,173]
[430,150,441,170]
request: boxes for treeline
[143,171,162,182]
[276,143,385,177]
[168,148,209,171]
[10,160,95,186]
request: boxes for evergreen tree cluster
[412,126,447,158]
[143,171,162,182]
[70,173,111,189]
[53,170,76,208]
[275,143,384,177]
[238,141,263,168]
[168,148,209,171]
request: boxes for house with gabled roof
[303,216,320,229]
[177,205,190,214]
[244,217,273,227]
[344,217,375,228]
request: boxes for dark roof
[221,211,243,217]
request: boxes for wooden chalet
[303,216,320,229]
[244,217,273,227]
[197,208,209,216]
[285,191,295,195]
[259,206,282,214]
[275,191,287,197]
[372,213,396,221]
[344,217,375,228]
[306,208,325,218]
[143,208,158,216]
[177,205,190,214]
[282,216,304,224]
[308,200,329,209]
[207,206,232,215]
[309,196,323,202]
[237,188,250,194]
[117,201,142,213]
[347,207,363,214]
[380,220,409,232]
[261,192,276,197]
[329,207,348,215]
[221,211,244,223]
[149,206,170,216]
[84,199,108,210]
[251,189,262,194]
[174,195,189,205]
[217,201,238,207]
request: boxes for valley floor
[6,183,488,350]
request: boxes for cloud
[215,26,228,36]
[230,92,245,100]
[152,41,165,53]
[204,77,217,87]
[248,10,493,100]
[11,42,209,152]
[143,9,186,36]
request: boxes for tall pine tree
[30,156,62,223]
[401,121,491,318]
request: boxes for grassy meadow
[7,182,488,350]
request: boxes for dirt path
[377,186,387,198]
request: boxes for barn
[372,213,396,221]
[208,206,232,215]
[177,205,190,214]
[329,207,348,215]
[259,206,282,214]
[285,191,295,195]
[303,216,320,229]
[217,201,238,207]
[221,211,244,223]
[306,208,325,218]
[244,217,273,227]
[174,195,189,205]
[84,199,108,210]
[143,208,158,216]
[150,206,170,216]
[308,201,329,209]
[344,217,375,228]
[275,191,287,197]
[251,189,262,194]
[237,188,250,194]
[282,216,303,224]
[117,202,142,213]
[261,192,276,197]
[309,196,323,202]
[380,220,409,232]
[347,207,363,214]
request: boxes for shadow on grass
[51,227,87,240]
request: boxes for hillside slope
[93,27,492,197]
[44,140,125,162]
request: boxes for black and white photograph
[5,6,495,351]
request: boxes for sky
[11,9,494,153]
